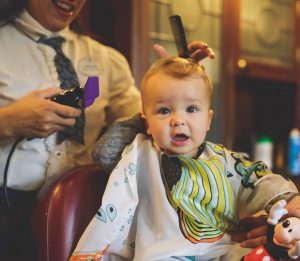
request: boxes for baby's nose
[170,116,185,127]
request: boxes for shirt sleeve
[223,148,299,219]
[105,47,142,125]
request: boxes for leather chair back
[32,164,108,261]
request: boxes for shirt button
[55,151,63,158]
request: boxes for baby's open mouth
[173,134,189,141]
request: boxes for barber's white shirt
[0,10,141,190]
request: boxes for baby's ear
[141,113,151,135]
[207,109,214,131]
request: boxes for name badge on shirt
[78,58,102,76]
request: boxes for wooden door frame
[222,0,299,147]
[130,0,151,88]
[221,0,240,147]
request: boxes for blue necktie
[39,36,85,144]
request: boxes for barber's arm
[0,88,81,139]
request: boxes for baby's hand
[286,195,300,218]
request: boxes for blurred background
[76,0,300,174]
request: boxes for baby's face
[142,73,213,158]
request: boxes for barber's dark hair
[0,0,26,26]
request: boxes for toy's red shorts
[242,246,275,261]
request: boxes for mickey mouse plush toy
[242,200,300,261]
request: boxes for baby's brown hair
[141,57,213,109]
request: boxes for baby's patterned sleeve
[222,147,298,219]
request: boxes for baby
[71,57,299,261]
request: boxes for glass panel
[240,0,294,66]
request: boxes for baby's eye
[157,107,170,115]
[186,106,198,113]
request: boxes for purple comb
[83,76,99,108]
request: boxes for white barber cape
[71,134,298,261]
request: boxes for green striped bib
[161,154,236,243]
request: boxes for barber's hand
[153,40,215,62]
[0,88,81,139]
[93,113,146,174]
[231,216,268,248]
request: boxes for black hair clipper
[51,87,83,108]
[51,76,99,109]
[168,15,190,58]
